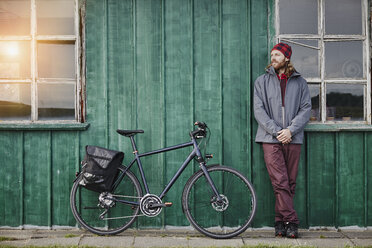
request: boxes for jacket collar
[266,66,301,78]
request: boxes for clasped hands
[277,129,292,144]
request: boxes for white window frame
[275,0,371,124]
[0,0,83,123]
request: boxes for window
[0,0,83,123]
[276,0,370,124]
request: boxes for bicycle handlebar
[194,121,208,129]
[190,121,208,138]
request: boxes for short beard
[272,60,288,71]
[266,61,295,77]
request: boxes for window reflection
[325,0,362,35]
[279,0,317,34]
[325,41,363,79]
[37,41,75,78]
[38,84,75,120]
[326,84,364,121]
[0,0,30,35]
[0,84,31,120]
[0,41,30,79]
[285,40,319,78]
[308,84,320,122]
[37,0,75,35]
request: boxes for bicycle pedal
[164,202,173,207]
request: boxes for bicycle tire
[182,165,256,239]
[70,167,143,235]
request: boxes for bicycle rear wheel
[182,165,256,239]
[70,167,142,235]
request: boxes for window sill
[305,123,372,132]
[0,122,90,131]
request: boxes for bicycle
[70,122,257,239]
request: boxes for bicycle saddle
[116,129,144,137]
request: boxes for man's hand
[277,129,292,144]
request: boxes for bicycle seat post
[129,136,138,154]
[128,134,150,194]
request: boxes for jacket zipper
[275,74,287,128]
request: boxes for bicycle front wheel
[70,167,142,235]
[182,165,256,239]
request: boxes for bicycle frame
[111,135,222,206]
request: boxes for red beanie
[271,43,292,59]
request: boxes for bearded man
[253,43,311,238]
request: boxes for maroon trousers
[262,143,302,225]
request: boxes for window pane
[37,41,75,78]
[279,0,318,34]
[36,0,75,35]
[0,0,30,35]
[325,41,363,79]
[0,84,31,120]
[309,84,320,122]
[0,41,30,79]
[325,0,362,35]
[326,84,364,121]
[285,40,319,78]
[38,84,75,120]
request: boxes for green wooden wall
[0,0,371,229]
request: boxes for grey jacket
[253,66,311,144]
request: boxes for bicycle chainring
[140,194,162,217]
[211,194,229,212]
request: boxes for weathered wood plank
[193,0,222,227]
[366,133,372,226]
[163,0,194,226]
[221,0,250,227]
[338,132,364,226]
[222,0,249,174]
[307,133,336,226]
[0,132,23,227]
[51,131,79,227]
[250,0,273,228]
[136,0,164,228]
[83,0,108,148]
[23,132,51,226]
[193,0,222,157]
[107,0,135,154]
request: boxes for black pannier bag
[79,145,124,193]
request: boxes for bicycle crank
[139,194,172,217]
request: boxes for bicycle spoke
[182,166,256,239]
[70,168,143,235]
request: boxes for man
[253,43,311,238]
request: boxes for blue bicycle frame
[111,134,222,206]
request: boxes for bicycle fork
[192,139,224,203]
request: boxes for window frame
[0,0,85,124]
[275,0,371,125]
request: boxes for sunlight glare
[0,42,19,57]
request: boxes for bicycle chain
[101,194,144,220]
